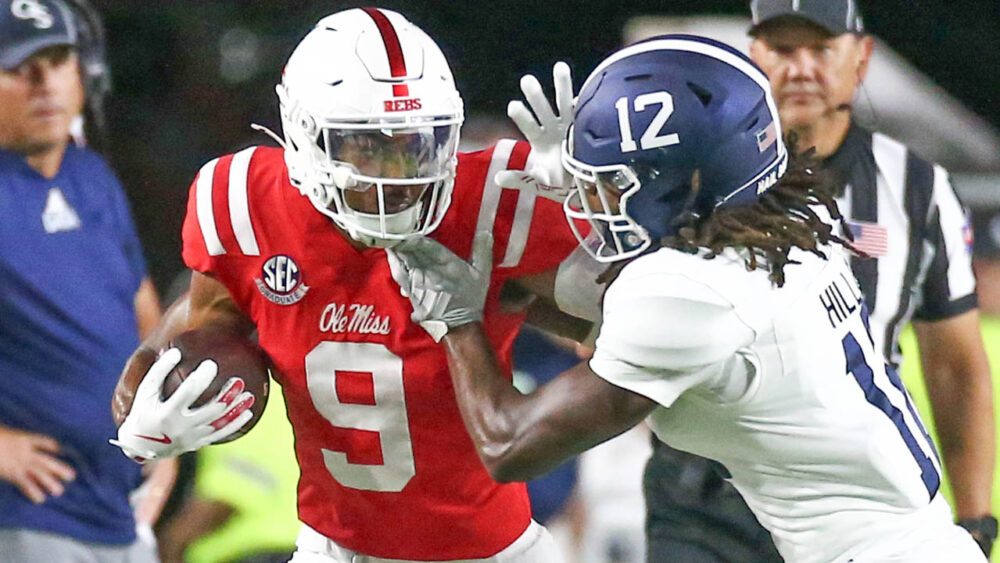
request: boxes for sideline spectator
[0,0,166,560]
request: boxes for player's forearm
[137,277,250,351]
[443,323,600,482]
[442,323,543,480]
[113,272,253,426]
[137,291,194,353]
[113,295,195,426]
[927,366,995,518]
[442,324,652,482]
[524,297,593,342]
[916,313,995,518]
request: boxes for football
[160,329,272,443]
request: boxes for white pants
[0,528,158,562]
[834,524,985,562]
[288,520,562,563]
[831,497,987,563]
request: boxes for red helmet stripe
[361,8,410,97]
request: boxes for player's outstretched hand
[0,426,76,504]
[110,348,254,463]
[495,61,575,203]
[387,231,493,342]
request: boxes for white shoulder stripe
[932,164,976,299]
[870,132,908,342]
[228,147,261,256]
[872,133,906,191]
[871,133,909,211]
[500,150,541,268]
[500,192,535,268]
[195,158,225,256]
[475,139,516,237]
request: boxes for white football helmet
[277,8,464,247]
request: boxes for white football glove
[110,348,255,463]
[495,61,576,203]
[386,232,493,342]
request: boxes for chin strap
[250,123,287,150]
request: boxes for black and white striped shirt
[825,123,978,368]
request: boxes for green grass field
[899,318,1000,561]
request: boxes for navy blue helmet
[562,35,787,262]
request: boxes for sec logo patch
[254,255,309,305]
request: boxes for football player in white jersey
[386,35,987,562]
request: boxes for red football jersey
[181,141,582,559]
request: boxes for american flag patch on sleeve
[846,220,889,256]
[962,216,974,255]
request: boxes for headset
[64,0,111,150]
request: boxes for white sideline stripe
[228,147,260,256]
[196,158,225,256]
[475,139,517,240]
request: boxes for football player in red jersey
[109,8,601,563]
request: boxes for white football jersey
[590,245,983,562]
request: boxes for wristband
[958,515,997,557]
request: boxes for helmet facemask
[562,139,651,263]
[278,86,461,248]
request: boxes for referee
[643,0,997,560]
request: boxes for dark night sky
[288,1,999,128]
[90,1,1000,290]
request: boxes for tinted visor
[324,124,458,181]
[342,183,430,215]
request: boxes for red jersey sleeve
[180,157,219,277]
[181,147,276,276]
[180,147,285,325]
[494,194,583,277]
[483,140,587,279]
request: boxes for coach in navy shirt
[0,1,165,560]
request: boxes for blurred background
[88,0,1000,292]
[81,2,1000,561]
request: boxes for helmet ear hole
[297,111,318,138]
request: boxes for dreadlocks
[664,142,853,287]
